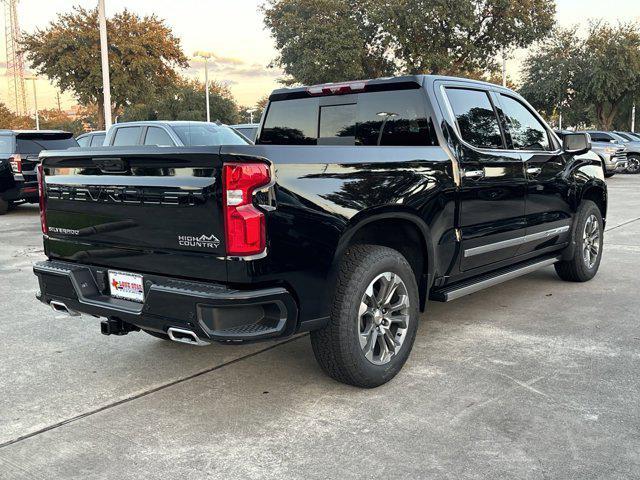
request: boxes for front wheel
[0,198,8,215]
[310,245,419,388]
[555,200,603,282]
[627,154,640,174]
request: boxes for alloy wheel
[627,157,640,174]
[358,272,410,365]
[582,214,601,269]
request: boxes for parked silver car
[557,130,627,178]
[586,131,639,174]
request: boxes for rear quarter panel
[221,144,458,324]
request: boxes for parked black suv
[0,130,78,214]
[33,76,606,387]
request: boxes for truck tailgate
[40,147,228,282]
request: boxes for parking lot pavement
[1,176,639,480]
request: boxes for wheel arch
[580,183,607,224]
[330,210,436,312]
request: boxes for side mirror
[563,132,591,155]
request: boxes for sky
[1,0,639,115]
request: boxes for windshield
[0,136,13,154]
[16,137,79,154]
[608,132,629,143]
[172,124,248,146]
[615,132,634,141]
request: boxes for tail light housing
[223,162,270,256]
[37,163,47,234]
[9,154,22,173]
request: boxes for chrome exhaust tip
[167,327,210,346]
[50,300,81,317]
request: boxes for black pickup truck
[0,130,78,214]
[33,75,606,387]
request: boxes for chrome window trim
[438,84,563,156]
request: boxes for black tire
[310,245,419,388]
[555,200,603,282]
[143,329,171,341]
[627,154,640,174]
[0,198,8,215]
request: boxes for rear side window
[144,127,174,146]
[90,134,106,147]
[499,95,550,151]
[77,136,90,148]
[259,89,437,146]
[260,98,317,145]
[112,127,142,146]
[445,88,503,149]
[16,137,78,154]
[172,124,248,146]
[0,136,12,153]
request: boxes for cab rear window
[259,89,437,147]
[16,137,78,154]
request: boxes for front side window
[445,88,503,149]
[590,132,614,143]
[144,127,174,146]
[499,95,550,151]
[77,136,90,148]
[112,127,142,146]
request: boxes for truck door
[495,93,572,255]
[438,85,527,271]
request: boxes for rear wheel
[555,200,603,282]
[627,154,640,174]
[310,245,419,388]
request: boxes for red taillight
[307,81,367,96]
[223,162,270,256]
[9,154,22,173]
[37,163,47,234]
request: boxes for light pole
[98,0,113,129]
[194,51,213,122]
[632,103,636,133]
[501,49,507,87]
[247,108,257,124]
[25,76,39,130]
[376,112,398,145]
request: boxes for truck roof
[269,74,509,101]
[0,129,72,137]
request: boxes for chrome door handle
[527,167,542,175]
[463,169,485,179]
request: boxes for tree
[520,22,640,130]
[262,0,556,85]
[21,7,189,129]
[578,22,640,130]
[0,103,33,129]
[370,0,556,76]
[120,78,239,124]
[519,27,585,127]
[262,0,395,85]
[39,109,85,135]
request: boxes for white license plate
[108,270,144,303]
